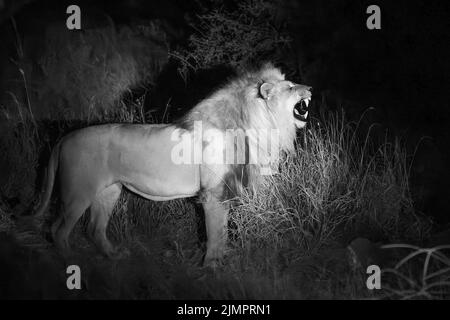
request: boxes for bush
[173,0,291,79]
[38,22,167,119]
[2,20,168,121]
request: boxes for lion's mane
[176,63,297,200]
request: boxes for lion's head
[259,73,312,130]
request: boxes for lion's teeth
[305,99,310,107]
[294,108,300,115]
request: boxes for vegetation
[1,96,443,299]
[172,0,291,80]
[1,0,448,300]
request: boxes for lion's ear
[260,83,274,100]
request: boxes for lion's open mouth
[293,98,311,122]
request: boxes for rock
[347,237,384,269]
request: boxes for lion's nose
[295,85,312,97]
[303,86,312,94]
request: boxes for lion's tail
[33,141,61,219]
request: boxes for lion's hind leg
[88,183,126,259]
[53,198,91,255]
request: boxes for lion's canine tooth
[294,108,300,115]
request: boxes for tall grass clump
[228,111,428,273]
[0,97,41,213]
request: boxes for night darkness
[0,0,449,302]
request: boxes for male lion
[33,63,312,266]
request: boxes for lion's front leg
[202,195,229,267]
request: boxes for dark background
[0,0,449,223]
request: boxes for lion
[32,63,312,266]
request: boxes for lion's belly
[120,162,200,201]
[109,125,201,200]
